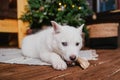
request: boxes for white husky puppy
[22,21,84,70]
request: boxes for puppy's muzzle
[69,55,76,61]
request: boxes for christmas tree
[21,0,93,29]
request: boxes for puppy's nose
[70,55,76,61]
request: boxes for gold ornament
[64,4,66,8]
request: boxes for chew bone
[77,57,90,69]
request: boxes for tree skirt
[0,48,98,65]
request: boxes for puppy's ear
[78,24,84,33]
[51,21,61,33]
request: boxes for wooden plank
[87,23,119,38]
[0,0,29,48]
[0,49,120,80]
[0,19,18,33]
[17,0,29,48]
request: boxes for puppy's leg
[39,52,67,70]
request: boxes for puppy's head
[51,21,84,62]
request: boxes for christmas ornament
[58,6,65,11]
[92,13,97,20]
[26,28,33,35]
[21,0,93,29]
[64,4,66,8]
[39,6,44,11]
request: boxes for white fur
[22,21,84,70]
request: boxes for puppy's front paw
[52,60,67,70]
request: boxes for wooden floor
[0,49,120,80]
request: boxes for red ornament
[26,29,33,35]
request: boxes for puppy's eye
[76,42,79,46]
[62,42,67,46]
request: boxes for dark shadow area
[0,0,17,19]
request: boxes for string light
[59,2,62,6]
[58,8,61,11]
[72,5,75,8]
[78,7,82,10]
